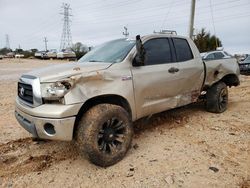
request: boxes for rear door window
[173,38,193,62]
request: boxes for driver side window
[143,38,173,65]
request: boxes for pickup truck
[15,33,240,167]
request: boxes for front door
[131,37,182,119]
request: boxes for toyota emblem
[20,87,25,96]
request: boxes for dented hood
[24,62,112,82]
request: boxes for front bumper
[15,98,83,141]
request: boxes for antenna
[60,3,73,51]
[5,34,10,49]
[122,26,129,38]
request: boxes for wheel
[206,81,228,113]
[76,104,133,167]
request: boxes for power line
[72,1,249,27]
[160,0,175,29]
[73,0,188,23]
[72,0,242,23]
[60,3,73,51]
[5,0,248,50]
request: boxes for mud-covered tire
[76,104,133,167]
[206,81,228,113]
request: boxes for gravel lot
[0,58,249,188]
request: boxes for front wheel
[206,81,228,113]
[76,104,133,167]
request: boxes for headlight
[41,80,72,100]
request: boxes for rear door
[131,37,182,118]
[171,37,204,105]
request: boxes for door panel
[177,58,204,105]
[131,63,181,119]
[172,38,204,105]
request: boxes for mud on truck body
[15,33,240,166]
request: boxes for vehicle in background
[46,49,57,59]
[57,50,76,60]
[201,50,232,61]
[0,55,3,59]
[35,51,46,59]
[15,54,24,58]
[40,50,58,59]
[6,52,15,58]
[239,55,250,75]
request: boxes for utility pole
[60,3,73,51]
[209,0,218,48]
[44,37,48,51]
[5,34,10,49]
[122,26,129,38]
[188,0,196,39]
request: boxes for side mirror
[132,35,145,67]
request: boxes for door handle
[168,67,179,73]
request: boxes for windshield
[78,39,135,63]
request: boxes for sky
[0,0,249,54]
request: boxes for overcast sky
[0,0,249,54]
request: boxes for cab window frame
[172,37,194,62]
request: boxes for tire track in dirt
[0,137,79,177]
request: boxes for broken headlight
[41,80,72,100]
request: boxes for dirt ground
[0,58,249,188]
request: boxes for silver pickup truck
[15,33,240,166]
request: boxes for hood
[23,62,112,82]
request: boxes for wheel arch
[73,94,132,137]
[220,73,240,87]
[204,73,240,91]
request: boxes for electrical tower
[5,34,10,49]
[122,26,129,38]
[60,3,73,51]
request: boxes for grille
[18,82,33,104]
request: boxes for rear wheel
[206,81,228,113]
[76,104,133,167]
